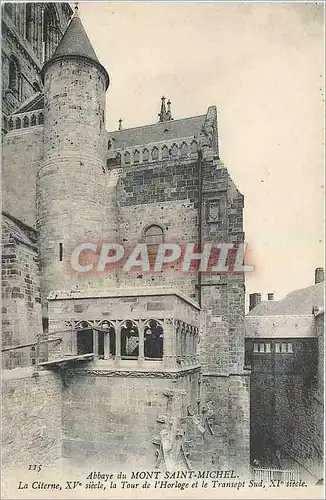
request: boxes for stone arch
[75,320,94,355]
[31,114,37,126]
[180,141,188,156]
[171,143,179,157]
[151,146,159,161]
[143,148,149,162]
[133,149,140,163]
[38,112,44,125]
[124,151,131,164]
[15,117,21,129]
[144,224,164,268]
[190,139,198,154]
[144,319,164,359]
[161,145,169,159]
[120,320,139,358]
[23,115,29,128]
[8,118,14,131]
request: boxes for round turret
[36,9,113,316]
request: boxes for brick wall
[1,368,62,474]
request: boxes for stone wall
[2,127,43,227]
[62,368,200,472]
[1,368,62,473]
[2,216,42,369]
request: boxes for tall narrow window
[25,3,32,42]
[143,148,149,162]
[59,243,63,261]
[151,146,159,161]
[9,57,19,93]
[124,151,131,164]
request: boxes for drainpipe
[197,144,203,308]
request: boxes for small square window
[253,343,259,353]
[259,343,265,353]
[287,343,293,353]
[281,343,287,353]
[275,343,280,353]
[265,343,271,353]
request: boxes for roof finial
[74,2,79,17]
[158,95,167,122]
[118,118,123,131]
[166,99,173,121]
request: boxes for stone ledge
[47,286,201,310]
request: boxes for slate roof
[248,282,324,317]
[52,13,99,63]
[108,115,206,149]
[43,9,109,89]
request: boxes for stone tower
[36,7,111,317]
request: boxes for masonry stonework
[2,5,251,477]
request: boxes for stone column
[93,329,99,358]
[115,324,121,366]
[138,323,145,363]
[163,318,176,369]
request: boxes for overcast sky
[78,2,324,301]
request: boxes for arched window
[144,224,164,267]
[23,116,29,128]
[38,112,44,125]
[133,149,140,164]
[31,114,36,126]
[75,321,94,355]
[151,146,159,161]
[171,143,179,157]
[121,320,139,358]
[25,3,32,42]
[124,151,131,164]
[15,117,21,129]
[8,57,19,93]
[162,145,169,159]
[8,119,14,131]
[144,320,163,359]
[190,139,198,154]
[143,148,149,162]
[180,142,188,157]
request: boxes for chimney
[268,293,274,301]
[249,293,261,312]
[315,268,324,284]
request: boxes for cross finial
[118,118,123,131]
[74,2,79,16]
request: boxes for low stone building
[245,269,324,483]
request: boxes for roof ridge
[108,114,206,135]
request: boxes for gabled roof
[248,282,324,317]
[108,115,206,149]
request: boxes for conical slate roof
[52,13,99,63]
[42,8,109,89]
